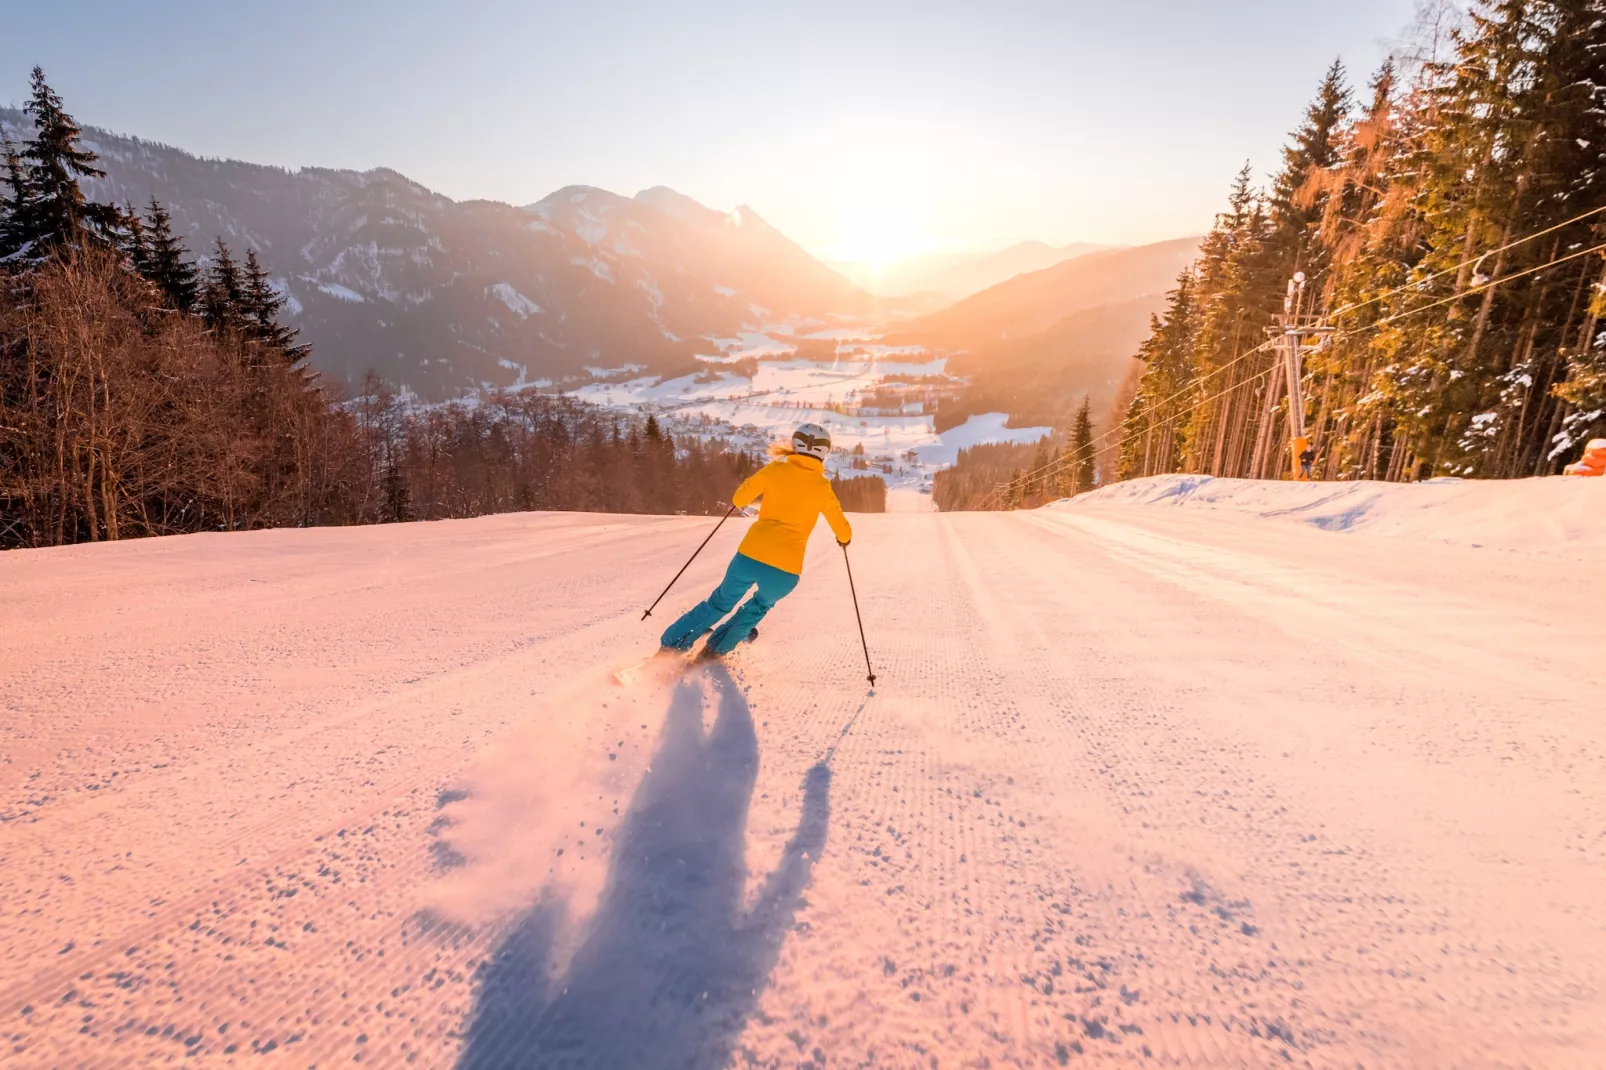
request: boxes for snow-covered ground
[1067,472,1606,555]
[571,324,1050,501]
[4,479,1605,1065]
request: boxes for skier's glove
[837,539,851,548]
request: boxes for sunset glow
[826,176,935,268]
[15,2,1599,1067]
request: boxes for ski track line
[1031,508,1606,837]
[1,599,647,1009]
[0,516,693,795]
[0,525,697,863]
[939,513,1264,1067]
[1032,509,1606,702]
[2,524,680,823]
[0,514,741,1060]
[2,508,1604,1066]
[1015,507,1606,1063]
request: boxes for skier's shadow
[458,663,831,1070]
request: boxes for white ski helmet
[792,423,831,460]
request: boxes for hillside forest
[961,0,1606,510]
[1123,0,1606,484]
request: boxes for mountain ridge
[902,237,1203,432]
[895,236,1202,352]
[832,240,1111,301]
[0,107,879,400]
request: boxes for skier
[1299,443,1316,480]
[661,423,852,657]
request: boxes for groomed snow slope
[3,486,1605,1067]
[1065,472,1606,554]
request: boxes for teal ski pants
[660,552,799,655]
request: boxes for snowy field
[4,480,1606,1066]
[571,324,1051,505]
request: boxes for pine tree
[639,413,676,513]
[0,135,27,260]
[1172,165,1278,476]
[1272,59,1354,258]
[1003,469,1022,510]
[143,200,199,312]
[241,248,308,363]
[118,203,152,277]
[1119,270,1200,478]
[1072,396,1096,493]
[1026,436,1052,502]
[10,67,123,257]
[382,460,411,523]
[1055,440,1077,499]
[202,238,246,333]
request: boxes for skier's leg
[707,562,799,654]
[660,555,757,650]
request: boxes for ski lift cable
[1327,203,1606,321]
[982,351,1285,509]
[980,337,1284,507]
[1356,240,1606,332]
[982,346,1277,507]
[981,234,1606,508]
[983,363,1281,509]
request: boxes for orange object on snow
[1563,438,1606,476]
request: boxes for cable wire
[1326,203,1606,321]
[979,337,1285,508]
[978,230,1606,509]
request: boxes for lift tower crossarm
[1266,273,1335,480]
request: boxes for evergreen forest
[965,1,1606,508]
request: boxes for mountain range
[832,240,1109,301]
[1,106,1200,419]
[0,108,881,400]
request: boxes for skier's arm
[731,466,769,510]
[822,487,853,545]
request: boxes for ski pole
[642,505,737,620]
[840,542,877,688]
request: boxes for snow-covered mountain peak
[524,184,625,218]
[633,185,723,227]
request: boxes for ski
[611,646,697,685]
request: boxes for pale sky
[3,0,1420,263]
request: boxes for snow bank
[1062,473,1606,554]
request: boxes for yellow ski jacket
[732,453,853,575]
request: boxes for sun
[815,135,940,269]
[831,183,932,270]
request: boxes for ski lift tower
[1266,272,1335,480]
